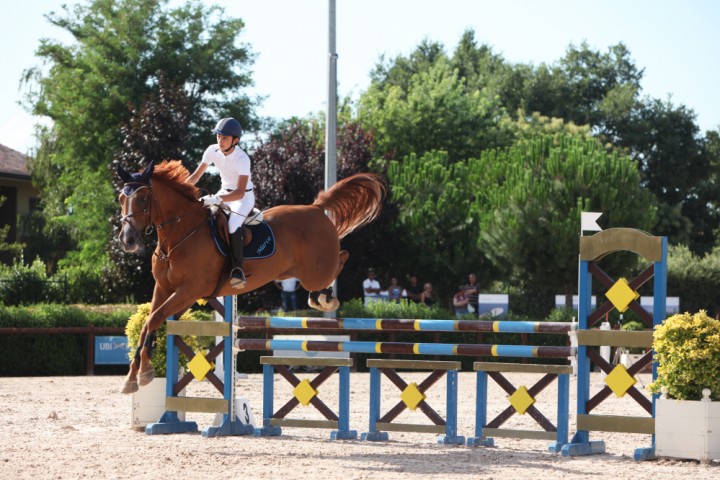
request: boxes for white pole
[324,0,338,317]
[325,0,337,191]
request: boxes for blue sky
[1,0,718,154]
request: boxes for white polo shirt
[201,144,254,191]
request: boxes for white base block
[131,378,185,429]
[213,397,256,428]
[656,397,720,462]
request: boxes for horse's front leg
[121,286,195,393]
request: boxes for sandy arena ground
[1,371,718,479]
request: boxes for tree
[387,151,489,293]
[358,46,512,163]
[106,76,193,302]
[23,0,257,271]
[476,134,657,315]
[618,99,713,249]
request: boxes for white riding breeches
[219,189,255,234]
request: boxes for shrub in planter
[125,303,213,377]
[649,310,720,401]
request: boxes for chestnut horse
[117,160,384,394]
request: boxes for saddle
[209,207,275,259]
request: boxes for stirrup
[230,268,246,289]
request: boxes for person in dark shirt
[405,275,423,303]
[463,273,479,315]
[420,283,435,307]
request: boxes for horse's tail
[313,173,385,239]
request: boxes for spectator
[420,282,435,307]
[363,268,382,306]
[463,273,480,315]
[274,277,300,312]
[405,275,423,304]
[452,285,470,317]
[387,277,404,303]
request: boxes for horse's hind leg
[307,250,348,312]
[307,287,339,312]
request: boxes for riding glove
[201,194,222,206]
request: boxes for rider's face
[217,133,235,151]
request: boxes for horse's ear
[139,160,155,182]
[117,164,132,183]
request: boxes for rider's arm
[187,163,208,185]
[220,175,249,203]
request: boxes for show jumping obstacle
[145,295,253,437]
[148,227,667,461]
[234,316,577,446]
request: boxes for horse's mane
[152,160,199,201]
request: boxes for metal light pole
[325,0,337,191]
[324,0,338,316]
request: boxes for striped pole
[235,316,575,334]
[235,338,575,359]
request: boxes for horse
[116,160,385,394]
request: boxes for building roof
[0,143,31,180]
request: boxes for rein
[122,183,207,262]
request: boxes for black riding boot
[230,228,247,289]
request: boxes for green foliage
[476,134,657,315]
[0,257,59,305]
[24,0,257,271]
[0,303,134,375]
[339,298,453,320]
[0,303,132,328]
[649,311,720,401]
[124,303,213,377]
[387,151,486,286]
[667,245,720,317]
[358,53,512,163]
[56,264,110,304]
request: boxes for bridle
[120,181,205,261]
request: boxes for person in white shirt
[188,117,254,289]
[274,277,300,312]
[362,268,381,306]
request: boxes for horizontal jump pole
[235,339,575,359]
[235,317,575,334]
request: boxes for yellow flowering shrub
[649,310,720,400]
[125,303,213,377]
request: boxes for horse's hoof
[121,381,139,395]
[138,368,155,387]
[323,297,340,311]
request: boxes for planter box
[655,391,720,462]
[131,378,185,429]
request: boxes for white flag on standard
[581,212,603,232]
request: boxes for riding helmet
[212,118,243,138]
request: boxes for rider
[188,117,254,289]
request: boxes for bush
[0,257,58,305]
[56,264,110,304]
[667,245,720,317]
[125,303,214,377]
[0,303,134,375]
[649,311,720,400]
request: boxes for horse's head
[117,161,155,253]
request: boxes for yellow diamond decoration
[605,364,637,397]
[605,277,640,313]
[400,382,426,411]
[187,352,214,381]
[508,385,536,415]
[293,379,318,406]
